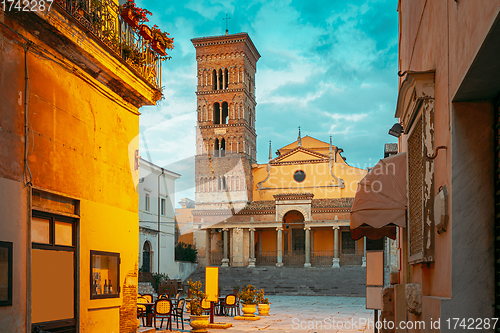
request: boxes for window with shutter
[408,116,424,259]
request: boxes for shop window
[0,241,13,306]
[90,250,120,299]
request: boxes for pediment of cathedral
[271,146,329,165]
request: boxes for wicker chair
[172,298,186,330]
[142,293,153,303]
[224,294,239,316]
[137,296,148,326]
[153,299,172,330]
[201,298,211,315]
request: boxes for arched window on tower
[220,138,226,157]
[222,102,228,124]
[213,103,220,124]
[214,139,219,157]
[212,69,217,90]
[224,68,229,89]
[218,69,223,90]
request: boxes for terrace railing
[54,0,162,89]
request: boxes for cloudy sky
[137,0,399,205]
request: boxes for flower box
[152,39,167,56]
[121,8,139,28]
[139,24,153,41]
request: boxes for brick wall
[119,270,138,333]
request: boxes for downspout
[157,168,164,273]
[24,43,33,332]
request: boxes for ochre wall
[0,17,140,332]
[260,230,276,252]
[313,227,334,252]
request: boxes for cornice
[196,88,257,105]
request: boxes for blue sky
[137,0,399,205]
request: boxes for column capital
[222,228,229,231]
[304,227,311,231]
[333,226,340,230]
[276,227,283,231]
[249,228,255,232]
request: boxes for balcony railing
[54,0,162,89]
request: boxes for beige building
[354,1,500,331]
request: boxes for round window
[293,170,306,182]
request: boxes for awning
[350,152,407,240]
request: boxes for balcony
[5,0,165,106]
[55,0,162,88]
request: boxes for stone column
[276,227,283,267]
[223,69,226,89]
[216,71,220,90]
[258,231,262,255]
[248,228,256,268]
[222,228,229,267]
[304,227,311,268]
[362,236,367,267]
[332,226,340,268]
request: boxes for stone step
[186,266,366,296]
[138,282,155,295]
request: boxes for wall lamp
[388,123,403,137]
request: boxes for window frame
[145,193,150,211]
[90,250,120,300]
[0,241,13,307]
[161,198,166,216]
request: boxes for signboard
[366,250,384,310]
[205,266,219,302]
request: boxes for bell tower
[191,33,260,213]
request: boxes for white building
[138,158,180,277]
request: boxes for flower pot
[258,303,270,316]
[241,303,257,317]
[121,8,139,28]
[139,24,153,41]
[189,314,209,333]
[152,39,167,56]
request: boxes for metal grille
[408,117,424,257]
[494,99,500,331]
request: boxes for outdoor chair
[137,296,148,326]
[153,299,172,330]
[172,298,186,330]
[224,294,239,316]
[158,294,169,300]
[201,298,211,315]
[142,293,153,303]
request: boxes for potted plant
[237,284,258,317]
[256,289,270,316]
[187,279,209,333]
[120,0,151,29]
[151,25,174,56]
[139,24,153,41]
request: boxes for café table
[142,302,155,327]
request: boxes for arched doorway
[282,210,305,266]
[142,241,152,273]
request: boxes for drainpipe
[158,168,164,273]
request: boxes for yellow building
[0,2,164,332]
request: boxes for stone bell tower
[191,33,260,214]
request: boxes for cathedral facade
[189,32,367,268]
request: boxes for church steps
[186,266,366,297]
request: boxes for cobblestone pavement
[221,296,374,333]
[150,296,375,333]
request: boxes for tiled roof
[311,198,354,208]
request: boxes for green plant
[121,43,145,66]
[237,284,257,305]
[256,289,269,304]
[187,279,205,316]
[151,272,169,294]
[175,242,197,263]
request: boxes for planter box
[121,8,139,29]
[139,24,153,41]
[152,39,167,56]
